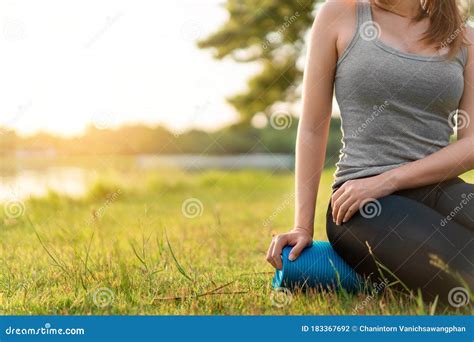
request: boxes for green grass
[1,167,473,315]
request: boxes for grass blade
[165,230,193,281]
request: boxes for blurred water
[0,167,92,201]
[0,154,293,201]
[136,153,293,171]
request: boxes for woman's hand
[331,174,396,225]
[266,227,313,270]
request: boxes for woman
[266,0,474,302]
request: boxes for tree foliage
[198,0,319,123]
[0,119,343,159]
[199,0,474,124]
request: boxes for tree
[198,0,319,124]
[199,0,473,124]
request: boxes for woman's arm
[331,27,474,225]
[266,2,342,269]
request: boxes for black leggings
[326,177,474,302]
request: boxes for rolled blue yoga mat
[272,241,364,292]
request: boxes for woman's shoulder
[313,1,364,59]
[464,25,474,62]
[465,25,474,44]
[312,0,360,35]
[315,0,360,22]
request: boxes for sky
[0,0,260,136]
[4,1,469,137]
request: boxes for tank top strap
[356,1,373,26]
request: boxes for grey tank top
[333,1,468,188]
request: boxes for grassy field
[1,165,473,315]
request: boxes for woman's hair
[377,0,469,58]
[419,0,468,58]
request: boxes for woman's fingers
[266,238,277,268]
[342,201,360,223]
[267,231,311,269]
[289,239,308,261]
[271,235,289,270]
[336,197,355,225]
[331,185,345,214]
[332,190,350,222]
